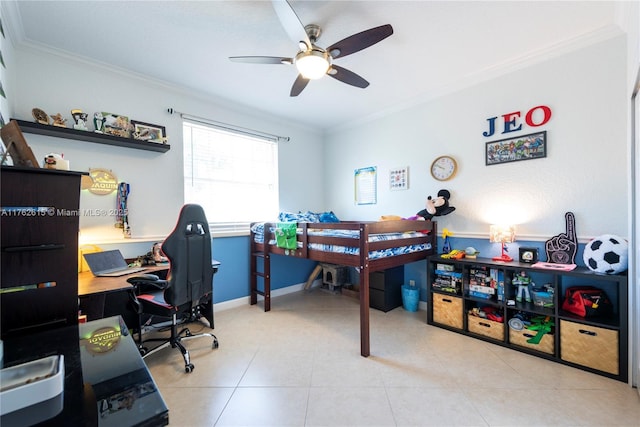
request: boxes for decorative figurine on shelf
[71,109,89,131]
[94,112,106,133]
[512,270,533,303]
[50,113,67,128]
[545,211,577,265]
[32,107,50,125]
[464,247,479,259]
[43,153,69,170]
[442,228,453,254]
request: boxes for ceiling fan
[229,0,394,97]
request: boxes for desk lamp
[490,225,515,262]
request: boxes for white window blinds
[183,121,279,235]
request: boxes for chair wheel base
[139,346,148,356]
[185,363,194,373]
[213,339,219,349]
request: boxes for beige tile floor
[146,290,640,426]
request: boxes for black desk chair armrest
[127,274,169,293]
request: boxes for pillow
[319,211,340,222]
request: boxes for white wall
[11,46,324,243]
[620,0,640,392]
[324,35,628,242]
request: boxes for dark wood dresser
[1,166,84,338]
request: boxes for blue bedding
[307,242,431,259]
[250,211,432,258]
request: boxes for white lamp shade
[489,225,515,243]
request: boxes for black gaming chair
[128,204,219,373]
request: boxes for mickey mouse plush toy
[416,189,456,220]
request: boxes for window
[183,121,279,235]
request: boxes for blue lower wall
[442,237,589,268]
[210,236,249,303]
[212,236,318,303]
[210,235,594,304]
[103,235,596,305]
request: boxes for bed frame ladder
[250,233,271,312]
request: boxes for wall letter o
[525,105,552,127]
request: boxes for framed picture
[389,166,409,190]
[102,112,131,138]
[519,247,539,264]
[485,131,546,166]
[354,166,377,205]
[131,120,167,144]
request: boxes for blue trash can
[401,284,420,312]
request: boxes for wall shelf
[12,119,170,153]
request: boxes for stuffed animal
[417,189,456,220]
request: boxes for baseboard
[213,279,321,312]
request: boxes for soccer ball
[582,234,628,274]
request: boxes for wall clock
[430,155,457,181]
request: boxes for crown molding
[1,0,25,48]
[15,40,320,137]
[330,24,625,135]
[614,0,639,35]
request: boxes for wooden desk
[1,316,169,426]
[78,261,220,329]
[78,266,169,329]
[78,265,169,296]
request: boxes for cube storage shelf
[427,255,628,382]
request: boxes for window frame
[182,120,279,237]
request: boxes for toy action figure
[512,270,533,303]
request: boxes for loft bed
[249,216,438,357]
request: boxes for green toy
[525,315,554,344]
[275,222,297,250]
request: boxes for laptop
[83,249,147,277]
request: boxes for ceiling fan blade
[290,74,310,97]
[327,24,393,59]
[272,0,311,48]
[328,65,369,88]
[229,56,292,65]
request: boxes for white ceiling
[8,1,623,132]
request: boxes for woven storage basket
[560,320,618,375]
[509,329,554,355]
[432,294,463,329]
[468,315,504,341]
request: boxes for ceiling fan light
[295,49,330,80]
